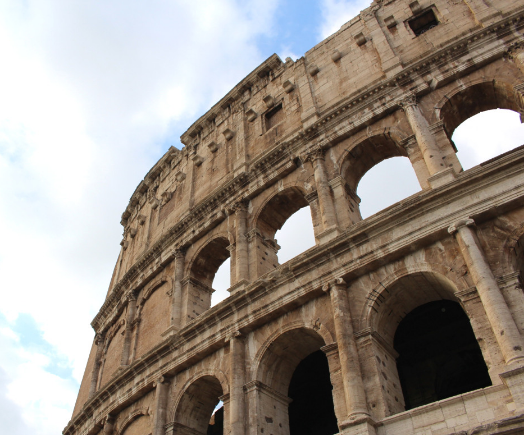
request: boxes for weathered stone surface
[67,1,524,434]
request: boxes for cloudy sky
[0,1,522,434]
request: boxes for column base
[500,363,524,412]
[428,167,457,189]
[161,324,180,338]
[228,279,249,295]
[339,415,377,435]
[317,226,340,244]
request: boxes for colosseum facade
[65,1,524,434]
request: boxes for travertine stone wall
[67,1,524,434]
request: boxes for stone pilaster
[399,94,455,187]
[121,292,137,366]
[401,134,431,189]
[102,415,115,435]
[308,147,339,241]
[89,333,105,398]
[152,376,171,435]
[329,176,362,228]
[449,219,524,366]
[463,0,501,25]
[170,249,185,332]
[228,331,245,435]
[323,278,370,426]
[235,203,249,286]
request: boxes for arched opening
[356,157,421,218]
[211,258,231,306]
[341,134,420,220]
[439,81,524,170]
[188,237,230,318]
[274,207,315,263]
[255,187,315,275]
[288,350,338,435]
[174,376,224,435]
[452,109,524,170]
[395,300,491,410]
[256,328,338,435]
[371,272,492,414]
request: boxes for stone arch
[254,325,329,394]
[116,408,149,435]
[359,262,465,335]
[360,266,491,413]
[434,78,523,141]
[186,233,231,288]
[253,184,311,241]
[170,370,229,435]
[500,222,524,277]
[252,184,316,276]
[251,320,334,382]
[170,368,230,422]
[252,324,340,435]
[339,130,412,196]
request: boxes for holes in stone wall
[265,103,284,131]
[452,109,524,171]
[357,157,420,219]
[408,9,439,36]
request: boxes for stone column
[323,278,369,423]
[152,376,171,435]
[329,176,361,228]
[449,219,524,365]
[102,415,115,435]
[235,203,249,285]
[89,333,105,398]
[401,134,431,189]
[228,331,245,435]
[170,249,185,331]
[399,94,448,177]
[121,292,137,366]
[463,0,501,25]
[308,148,338,235]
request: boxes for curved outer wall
[66,1,524,434]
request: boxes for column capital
[322,277,347,293]
[226,330,244,342]
[233,200,249,214]
[174,248,185,259]
[303,145,326,163]
[126,290,138,302]
[397,93,418,110]
[153,374,171,387]
[448,218,475,235]
[95,332,105,345]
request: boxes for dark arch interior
[175,376,224,435]
[440,81,520,140]
[340,133,408,193]
[191,237,230,288]
[394,300,491,410]
[288,350,338,435]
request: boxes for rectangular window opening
[409,9,439,36]
[265,103,284,131]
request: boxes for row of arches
[114,264,508,435]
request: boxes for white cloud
[0,0,281,433]
[319,0,371,39]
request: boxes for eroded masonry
[65,1,524,434]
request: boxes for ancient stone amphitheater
[65,1,524,434]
